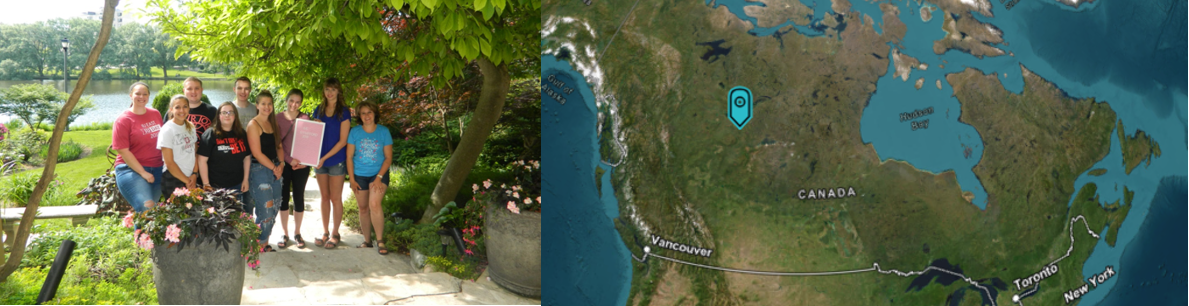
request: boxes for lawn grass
[15,130,115,203]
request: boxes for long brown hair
[318,78,347,119]
[165,94,194,133]
[214,102,246,139]
[254,90,281,145]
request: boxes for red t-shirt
[112,108,164,167]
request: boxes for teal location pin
[728,86,752,130]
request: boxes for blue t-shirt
[347,125,393,177]
[314,105,352,167]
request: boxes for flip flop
[262,245,276,252]
[295,234,306,248]
[357,241,373,248]
[278,235,289,248]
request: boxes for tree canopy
[146,0,539,96]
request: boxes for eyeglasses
[220,111,235,116]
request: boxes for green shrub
[381,167,513,222]
[0,267,43,304]
[384,221,439,256]
[39,140,85,163]
[426,255,482,280]
[151,82,210,117]
[2,128,48,162]
[344,193,361,233]
[18,216,156,305]
[1,172,41,207]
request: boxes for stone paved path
[240,178,539,305]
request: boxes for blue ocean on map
[701,0,1186,304]
[542,55,633,306]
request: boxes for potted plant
[125,187,262,305]
[474,160,540,297]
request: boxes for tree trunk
[0,0,119,282]
[442,110,454,155]
[419,57,509,224]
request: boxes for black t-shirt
[188,103,218,141]
[197,128,249,189]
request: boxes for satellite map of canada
[541,0,1187,305]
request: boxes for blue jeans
[115,164,163,213]
[247,163,282,242]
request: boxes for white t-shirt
[157,120,198,177]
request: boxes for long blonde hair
[165,94,194,133]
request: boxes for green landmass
[1116,120,1162,175]
[545,0,1154,304]
[1088,169,1107,176]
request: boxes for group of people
[112,76,394,255]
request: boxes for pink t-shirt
[277,112,310,164]
[112,108,164,167]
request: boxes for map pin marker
[728,86,753,130]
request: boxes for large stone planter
[484,204,541,297]
[151,240,245,305]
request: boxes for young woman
[158,95,199,195]
[312,78,352,249]
[346,102,393,255]
[246,90,286,252]
[277,89,311,248]
[113,82,164,212]
[197,102,251,206]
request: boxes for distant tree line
[0,18,228,81]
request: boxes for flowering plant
[125,188,263,269]
[472,160,540,214]
[0,122,8,142]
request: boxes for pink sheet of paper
[291,119,324,167]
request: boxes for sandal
[314,233,329,247]
[357,240,373,248]
[295,234,306,248]
[262,245,276,252]
[278,235,289,248]
[377,242,389,255]
[324,234,341,249]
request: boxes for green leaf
[421,0,439,10]
[479,37,491,56]
[474,0,487,11]
[480,3,494,20]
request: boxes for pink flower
[464,249,474,255]
[536,196,541,204]
[173,188,188,197]
[186,202,192,209]
[208,207,216,214]
[472,184,479,193]
[483,180,492,189]
[122,212,134,228]
[524,198,532,204]
[506,201,520,214]
[165,224,182,243]
[513,191,520,199]
[138,233,154,250]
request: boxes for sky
[0,0,156,25]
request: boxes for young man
[233,76,257,125]
[183,77,218,140]
[183,77,218,187]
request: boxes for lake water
[708,0,1186,304]
[542,55,633,306]
[0,79,236,126]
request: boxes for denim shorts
[115,164,163,213]
[314,161,346,176]
[353,171,389,191]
